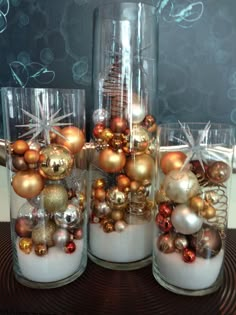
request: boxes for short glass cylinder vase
[88,2,159,270]
[153,122,235,295]
[2,87,87,288]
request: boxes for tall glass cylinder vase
[153,122,235,295]
[2,87,87,288]
[88,2,159,270]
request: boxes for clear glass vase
[2,87,87,288]
[88,2,159,270]
[153,122,235,295]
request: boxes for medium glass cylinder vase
[2,87,87,288]
[153,122,235,295]
[88,2,159,270]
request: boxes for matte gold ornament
[201,203,216,219]
[12,139,29,155]
[111,209,124,221]
[24,149,40,164]
[41,184,68,213]
[130,125,150,154]
[160,151,187,175]
[39,144,74,180]
[19,237,33,254]
[189,196,205,213]
[56,126,85,154]
[32,220,57,247]
[125,154,154,182]
[12,169,44,199]
[34,243,48,256]
[207,161,231,184]
[163,170,200,203]
[12,156,28,171]
[98,148,126,173]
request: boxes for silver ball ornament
[53,228,71,247]
[54,204,83,229]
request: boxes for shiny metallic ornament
[143,114,157,133]
[28,140,41,152]
[39,144,74,180]
[64,241,76,254]
[12,169,44,199]
[189,196,205,213]
[158,202,174,218]
[201,203,216,219]
[205,191,220,204]
[100,128,114,142]
[163,170,200,203]
[93,123,105,139]
[31,208,48,225]
[49,126,61,142]
[103,221,115,233]
[12,155,28,171]
[93,200,111,218]
[12,139,29,155]
[125,99,146,124]
[174,234,188,251]
[15,217,33,237]
[155,213,173,232]
[92,178,106,189]
[171,204,203,235]
[207,161,231,184]
[98,148,126,173]
[92,108,110,125]
[94,188,106,201]
[19,237,33,254]
[54,204,83,229]
[111,209,124,221]
[116,174,131,191]
[24,149,40,164]
[32,220,57,247]
[160,151,187,175]
[53,228,71,247]
[41,184,68,213]
[183,248,196,263]
[56,126,85,154]
[114,220,127,232]
[110,117,128,133]
[157,233,175,253]
[34,243,48,256]
[125,154,154,182]
[107,187,126,204]
[130,125,150,154]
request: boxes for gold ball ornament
[39,144,74,180]
[12,170,44,199]
[12,140,29,155]
[100,128,114,142]
[111,209,124,221]
[130,125,150,154]
[125,154,154,182]
[201,203,216,219]
[189,196,205,213]
[160,151,187,175]
[41,184,68,213]
[106,187,127,204]
[92,178,106,189]
[130,181,140,192]
[98,148,126,173]
[32,220,57,247]
[19,237,33,254]
[24,149,40,164]
[34,243,48,256]
[56,126,85,154]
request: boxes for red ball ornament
[155,213,173,232]
[183,248,196,263]
[93,123,105,139]
[64,241,76,254]
[158,202,174,218]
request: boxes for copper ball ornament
[92,178,106,189]
[32,220,57,247]
[56,126,85,154]
[41,184,68,213]
[116,174,131,191]
[94,188,106,201]
[12,155,28,171]
[157,233,175,253]
[207,161,231,184]
[15,217,33,237]
[34,243,48,256]
[163,170,200,204]
[110,117,128,133]
[39,144,74,180]
[171,204,203,235]
[19,238,33,254]
[24,149,40,164]
[160,151,187,175]
[12,140,29,155]
[93,123,105,139]
[73,228,83,240]
[125,154,154,182]
[98,148,126,173]
[12,169,44,199]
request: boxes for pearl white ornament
[114,220,127,232]
[171,204,203,235]
[163,170,200,203]
[125,103,146,124]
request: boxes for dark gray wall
[0,0,236,137]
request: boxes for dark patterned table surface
[0,222,235,315]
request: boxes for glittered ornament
[157,233,175,253]
[34,243,48,256]
[125,154,154,182]
[64,241,76,254]
[39,144,74,180]
[114,220,127,232]
[207,161,231,184]
[53,228,71,247]
[158,202,174,218]
[12,169,44,199]
[155,213,173,232]
[160,151,187,175]
[12,140,29,155]
[54,204,83,229]
[19,237,33,254]
[183,248,196,263]
[41,184,68,213]
[56,126,85,154]
[32,220,57,247]
[98,148,126,173]
[15,217,33,237]
[171,204,203,235]
[163,170,200,204]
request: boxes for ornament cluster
[11,122,86,257]
[155,149,231,263]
